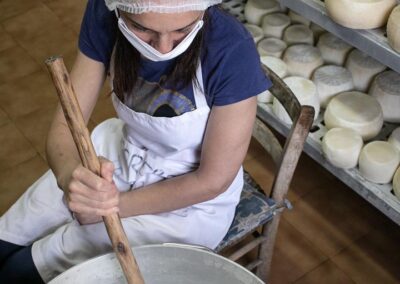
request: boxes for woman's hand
[63,157,120,225]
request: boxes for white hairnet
[105,0,222,14]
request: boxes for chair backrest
[250,66,314,281]
[253,66,315,203]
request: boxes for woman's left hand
[70,157,120,225]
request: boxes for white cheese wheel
[283,24,314,46]
[312,65,354,108]
[345,49,387,92]
[257,37,287,58]
[325,0,396,29]
[261,13,291,38]
[283,44,324,78]
[322,128,363,169]
[244,0,280,25]
[388,127,400,155]
[244,24,264,43]
[272,76,320,123]
[388,5,400,53]
[310,23,326,42]
[359,141,400,184]
[317,33,353,66]
[258,56,288,103]
[393,167,400,200]
[324,91,383,141]
[288,10,310,26]
[369,70,400,123]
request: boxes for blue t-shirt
[79,0,271,117]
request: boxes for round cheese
[322,127,363,169]
[369,70,400,123]
[393,167,400,200]
[324,91,383,141]
[244,24,264,43]
[261,13,291,38]
[317,32,353,66]
[283,44,324,78]
[258,56,288,103]
[345,49,387,92]
[283,24,314,46]
[312,65,354,108]
[288,10,310,26]
[310,23,326,42]
[244,0,280,25]
[325,0,396,29]
[387,5,400,53]
[388,127,400,155]
[358,141,400,184]
[257,37,287,57]
[272,76,320,123]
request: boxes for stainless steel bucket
[48,243,264,284]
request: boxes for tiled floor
[0,0,400,283]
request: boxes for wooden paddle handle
[45,56,144,284]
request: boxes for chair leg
[256,214,282,282]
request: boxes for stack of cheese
[325,0,396,29]
[387,5,400,53]
[244,0,280,25]
[345,49,386,92]
[369,71,400,123]
[312,65,354,108]
[272,76,320,124]
[324,91,383,141]
[283,44,324,78]
[258,56,288,103]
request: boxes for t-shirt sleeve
[208,37,272,106]
[78,0,116,68]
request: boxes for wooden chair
[215,66,315,283]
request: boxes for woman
[0,0,271,282]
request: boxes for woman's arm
[46,51,119,221]
[117,96,257,217]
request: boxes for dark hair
[113,12,208,102]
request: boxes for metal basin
[49,244,264,284]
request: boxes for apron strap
[193,61,209,109]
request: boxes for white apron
[0,63,243,282]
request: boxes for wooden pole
[45,56,145,284]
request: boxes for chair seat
[215,172,276,252]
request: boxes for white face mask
[117,13,204,62]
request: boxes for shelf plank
[278,0,400,74]
[257,103,400,226]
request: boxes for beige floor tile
[14,106,55,158]
[45,0,87,34]
[19,27,77,66]
[2,4,64,42]
[283,178,380,257]
[0,108,10,127]
[269,219,328,283]
[91,96,117,125]
[0,122,37,171]
[294,260,355,284]
[0,71,58,118]
[332,217,400,284]
[0,46,41,84]
[0,0,43,22]
[0,25,16,52]
[0,156,48,215]
[243,152,276,196]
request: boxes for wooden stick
[45,56,145,284]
